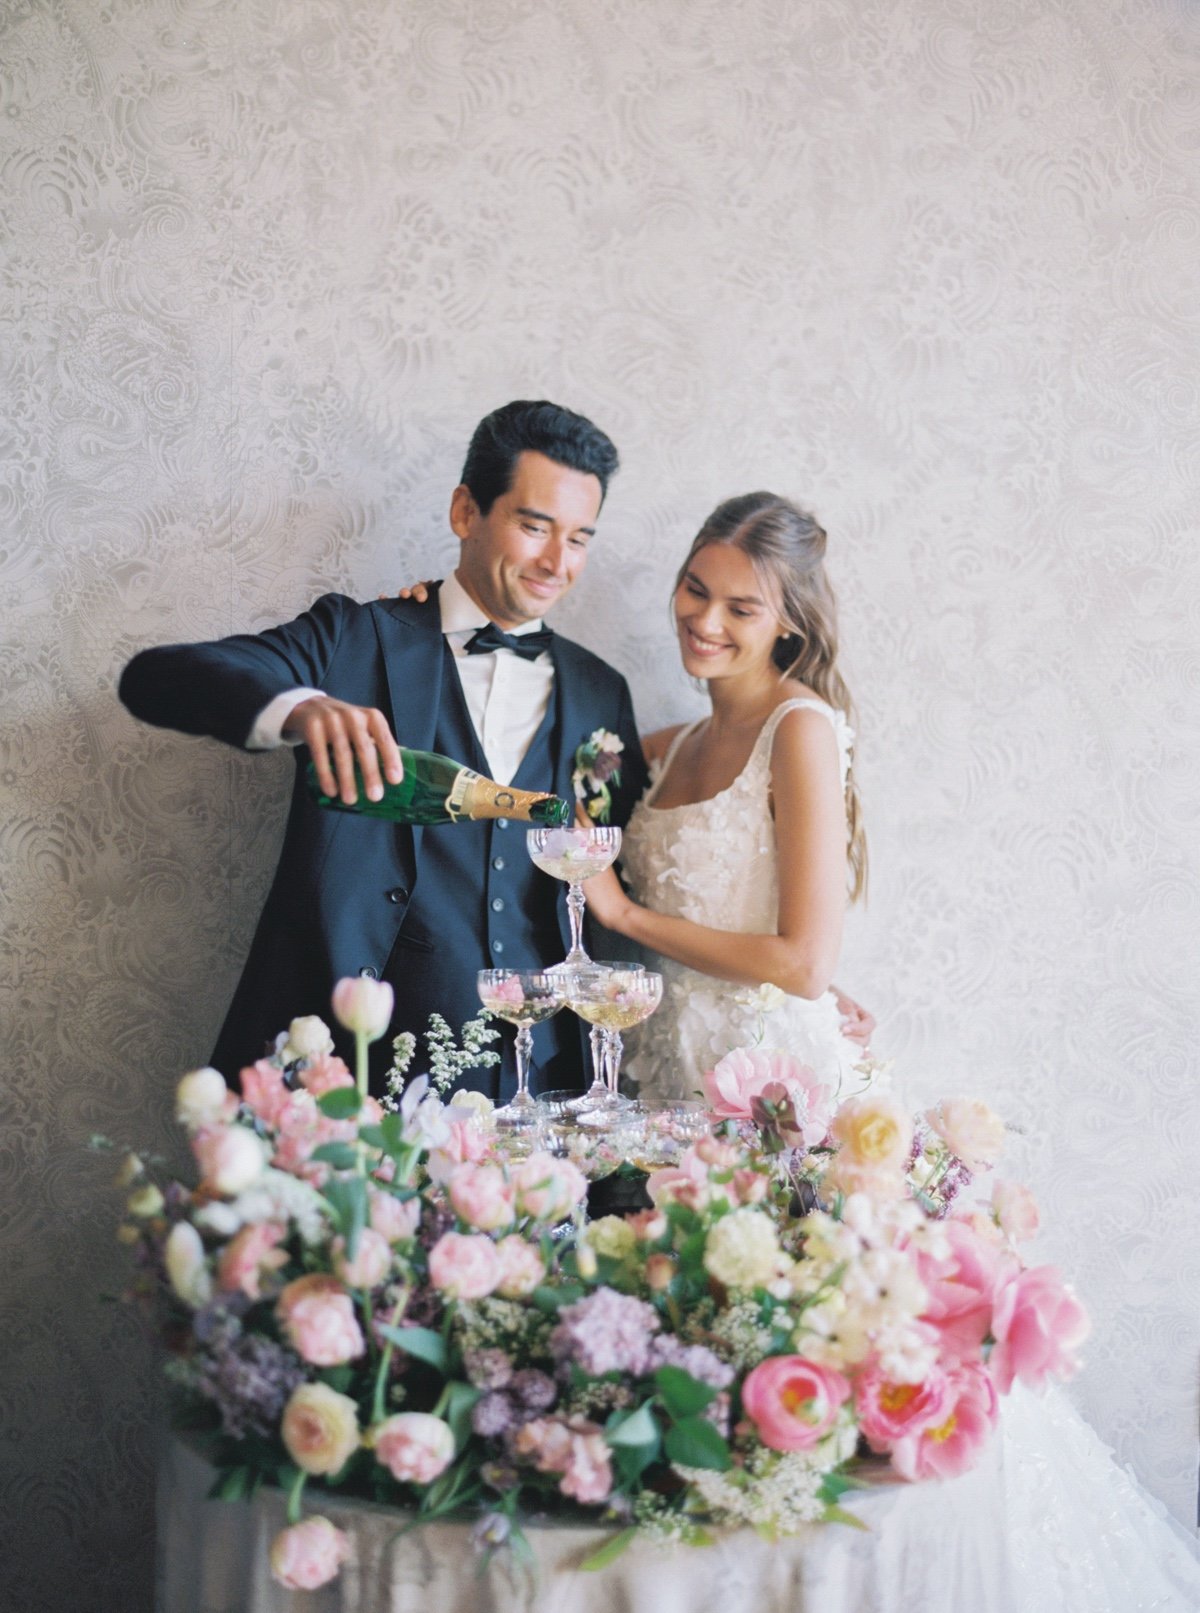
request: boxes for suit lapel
[373,590,445,867]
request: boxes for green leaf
[606,1401,660,1449]
[822,1502,870,1532]
[376,1323,448,1374]
[379,1113,407,1153]
[654,1365,718,1421]
[531,1282,584,1313]
[208,1465,253,1502]
[310,1142,359,1170]
[318,1365,354,1393]
[317,1087,362,1120]
[322,1175,368,1257]
[441,1381,482,1451]
[578,1527,639,1572]
[664,1417,732,1472]
[356,1124,386,1149]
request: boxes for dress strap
[757,698,854,785]
[645,718,705,805]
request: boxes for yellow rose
[830,1094,913,1171]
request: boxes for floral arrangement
[572,728,625,823]
[111,982,1089,1594]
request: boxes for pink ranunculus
[989,1265,1090,1394]
[298,1052,355,1097]
[741,1355,851,1452]
[703,1048,832,1144]
[448,1162,516,1232]
[331,976,394,1040]
[625,1207,668,1241]
[494,1233,545,1298]
[216,1221,288,1300]
[371,1412,455,1484]
[890,1363,999,1481]
[991,1179,1040,1243]
[332,1227,393,1290]
[269,1517,350,1591]
[854,1361,955,1453]
[918,1217,1017,1365]
[239,1059,292,1129]
[277,1279,366,1366]
[427,1231,502,1300]
[369,1189,420,1243]
[731,1168,769,1206]
[512,1151,588,1223]
[645,1165,708,1213]
[193,1123,268,1196]
[560,1429,613,1503]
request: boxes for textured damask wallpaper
[2,0,1198,1607]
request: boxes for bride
[583,490,1200,1613]
[579,492,874,1100]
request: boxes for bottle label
[444,767,480,822]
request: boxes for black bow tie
[463,622,554,661]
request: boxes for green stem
[355,1028,369,1176]
[286,1466,306,1526]
[371,1287,410,1425]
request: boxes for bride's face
[673,542,786,682]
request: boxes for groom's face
[450,450,602,628]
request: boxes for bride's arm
[583,707,846,998]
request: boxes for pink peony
[297,1053,355,1097]
[703,1048,832,1144]
[427,1231,502,1300]
[239,1059,292,1129]
[990,1179,1040,1243]
[369,1189,420,1243]
[854,1362,955,1453]
[332,1226,393,1290]
[890,1363,998,1481]
[277,1278,366,1366]
[269,1517,350,1591]
[989,1265,1090,1394]
[216,1221,288,1300]
[918,1217,1017,1365]
[512,1151,588,1222]
[494,1234,545,1298]
[741,1355,851,1452]
[193,1123,267,1196]
[448,1162,516,1232]
[371,1412,455,1484]
[331,976,394,1040]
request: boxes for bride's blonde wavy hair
[676,492,868,902]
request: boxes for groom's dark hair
[460,400,620,514]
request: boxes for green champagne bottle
[306,748,571,827]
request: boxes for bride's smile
[673,543,785,685]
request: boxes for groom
[119,400,647,1097]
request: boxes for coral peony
[889,1363,998,1481]
[741,1355,851,1451]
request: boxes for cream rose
[928,1098,1006,1173]
[175,1067,229,1131]
[703,1208,781,1290]
[281,1383,361,1475]
[831,1093,913,1171]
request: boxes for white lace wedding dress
[619,696,1200,1611]
[621,698,871,1101]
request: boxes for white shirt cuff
[247,688,325,750]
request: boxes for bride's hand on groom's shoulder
[379,581,432,602]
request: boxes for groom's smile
[450,449,601,629]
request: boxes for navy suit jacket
[118,591,647,1080]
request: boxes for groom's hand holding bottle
[283,694,405,806]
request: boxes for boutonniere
[572,728,625,823]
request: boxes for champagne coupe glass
[476,969,567,1131]
[554,960,644,1114]
[570,968,663,1118]
[526,825,622,969]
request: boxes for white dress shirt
[247,573,554,786]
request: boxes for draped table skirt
[155,1432,1014,1613]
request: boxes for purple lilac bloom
[464,1348,514,1390]
[550,1287,659,1377]
[195,1333,307,1439]
[644,1336,735,1391]
[472,1391,517,1438]
[510,1368,557,1411]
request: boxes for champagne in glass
[526,825,622,969]
[476,969,566,1130]
[570,968,662,1117]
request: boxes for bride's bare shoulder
[641,724,688,766]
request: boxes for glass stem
[514,1022,535,1108]
[588,1025,607,1096]
[604,1030,624,1095]
[564,880,588,963]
